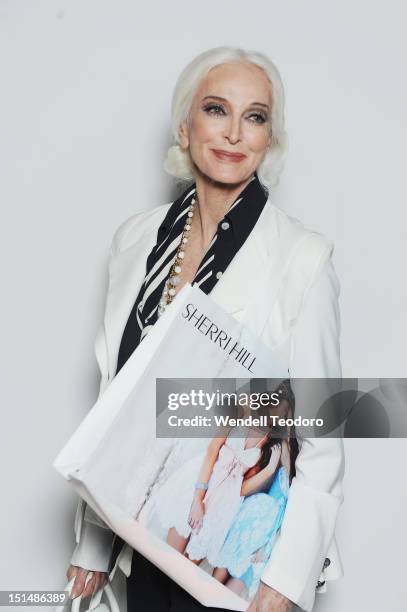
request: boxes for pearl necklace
[158,193,197,317]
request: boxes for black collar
[159,173,268,242]
[221,173,268,247]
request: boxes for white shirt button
[221,221,230,230]
[216,271,223,280]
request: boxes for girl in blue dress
[212,381,299,599]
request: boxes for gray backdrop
[1,1,406,610]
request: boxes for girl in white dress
[153,426,283,566]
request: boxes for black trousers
[112,537,230,612]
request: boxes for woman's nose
[224,116,242,145]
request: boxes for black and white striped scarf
[115,173,268,375]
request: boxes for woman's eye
[203,104,226,116]
[202,105,267,124]
[248,113,267,124]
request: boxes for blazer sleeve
[69,233,122,572]
[69,348,116,572]
[260,258,345,611]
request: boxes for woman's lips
[211,149,247,162]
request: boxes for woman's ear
[178,120,189,150]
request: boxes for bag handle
[54,574,120,612]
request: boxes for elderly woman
[66,46,345,612]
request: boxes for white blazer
[70,197,345,612]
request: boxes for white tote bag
[54,284,289,611]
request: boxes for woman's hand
[247,582,293,611]
[66,564,108,599]
[187,495,205,534]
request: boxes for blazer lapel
[104,223,162,379]
[209,199,278,316]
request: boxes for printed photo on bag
[137,380,299,602]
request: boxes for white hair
[164,46,288,192]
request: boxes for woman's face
[179,62,273,186]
